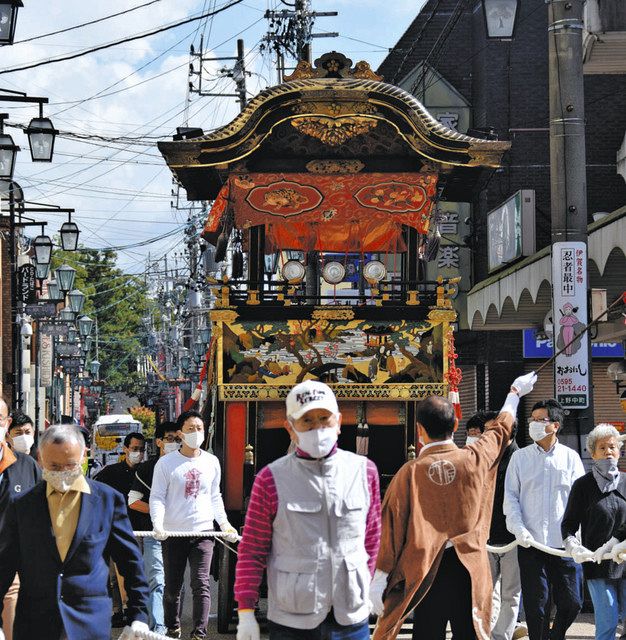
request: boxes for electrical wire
[0,0,245,76]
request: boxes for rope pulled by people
[133,529,241,540]
[486,539,615,562]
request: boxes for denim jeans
[586,578,626,640]
[268,612,369,640]
[517,547,583,640]
[163,537,214,638]
[143,536,166,634]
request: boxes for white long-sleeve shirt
[503,440,585,548]
[149,450,228,532]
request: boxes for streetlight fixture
[34,261,49,281]
[192,340,205,358]
[77,315,93,337]
[33,233,53,265]
[25,107,58,162]
[0,0,23,45]
[482,0,519,39]
[67,289,85,314]
[67,327,78,344]
[47,279,61,301]
[0,177,22,204]
[181,354,191,372]
[90,359,100,379]
[59,213,79,251]
[55,263,76,293]
[0,114,19,179]
[81,336,92,354]
[199,326,211,343]
[58,308,75,323]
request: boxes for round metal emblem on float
[322,261,346,285]
[363,260,387,283]
[281,260,305,282]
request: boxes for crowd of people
[0,374,624,640]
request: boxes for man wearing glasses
[504,399,585,640]
[0,399,40,640]
[128,422,180,636]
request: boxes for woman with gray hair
[561,423,626,640]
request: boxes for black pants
[517,546,582,640]
[412,547,475,640]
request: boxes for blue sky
[0,1,426,271]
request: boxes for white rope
[133,529,240,540]
[486,539,616,562]
[117,627,176,640]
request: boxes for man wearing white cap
[234,380,382,640]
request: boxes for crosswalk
[369,621,415,639]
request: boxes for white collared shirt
[419,439,455,455]
[503,440,584,547]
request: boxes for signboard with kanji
[551,241,589,408]
[17,264,37,304]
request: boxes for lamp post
[0,0,23,45]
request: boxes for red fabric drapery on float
[203,172,438,252]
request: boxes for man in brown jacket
[369,372,537,640]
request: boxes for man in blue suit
[0,424,150,640]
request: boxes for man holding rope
[504,399,585,640]
[369,371,537,640]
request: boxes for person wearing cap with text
[234,380,382,640]
[370,372,537,640]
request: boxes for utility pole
[547,0,593,446]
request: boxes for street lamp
[181,354,191,372]
[25,111,58,162]
[58,308,74,323]
[34,261,49,281]
[33,233,53,265]
[192,340,205,358]
[67,289,85,314]
[60,213,79,251]
[90,359,100,379]
[482,0,519,39]
[199,327,211,343]
[55,263,76,293]
[81,336,92,354]
[67,327,78,344]
[0,114,19,179]
[0,177,22,204]
[0,0,23,45]
[77,315,93,337]
[47,279,61,301]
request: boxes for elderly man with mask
[150,410,237,640]
[234,380,382,640]
[0,423,149,640]
[504,399,585,640]
[0,399,40,640]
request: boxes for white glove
[220,521,241,543]
[237,609,260,640]
[120,621,149,639]
[0,627,5,640]
[611,539,626,563]
[516,529,534,548]
[593,537,618,564]
[368,569,389,617]
[511,371,537,397]
[570,544,594,564]
[152,527,168,541]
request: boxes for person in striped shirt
[234,380,382,640]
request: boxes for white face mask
[529,421,552,442]
[12,433,34,453]
[466,436,480,445]
[296,427,338,458]
[43,467,83,493]
[163,442,180,454]
[127,451,143,465]
[181,431,204,450]
[0,426,8,442]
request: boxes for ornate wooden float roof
[158,52,510,202]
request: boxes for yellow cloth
[46,474,91,561]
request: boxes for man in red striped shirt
[234,380,381,640]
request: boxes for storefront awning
[467,206,626,338]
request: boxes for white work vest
[266,449,371,629]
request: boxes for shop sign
[17,264,37,304]
[40,333,53,387]
[523,329,624,358]
[25,302,56,318]
[40,322,69,337]
[551,241,589,408]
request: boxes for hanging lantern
[0,131,19,179]
[55,263,76,293]
[192,340,205,358]
[59,309,75,323]
[67,327,78,344]
[25,116,58,162]
[47,279,61,301]
[0,0,23,45]
[67,289,85,314]
[33,234,53,266]
[60,216,80,251]
[78,315,93,337]
[199,327,211,343]
[181,355,191,372]
[35,261,49,281]
[81,336,93,354]
[90,359,101,379]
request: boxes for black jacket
[561,471,626,579]
[488,440,518,545]
[0,447,41,533]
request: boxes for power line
[13,0,164,45]
[0,0,245,76]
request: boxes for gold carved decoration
[427,309,457,323]
[210,310,239,324]
[284,60,316,81]
[284,53,383,82]
[351,60,383,81]
[291,116,378,146]
[305,159,365,174]
[292,101,378,117]
[311,308,355,320]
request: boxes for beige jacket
[372,411,514,640]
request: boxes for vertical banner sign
[551,241,589,408]
[40,333,53,387]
